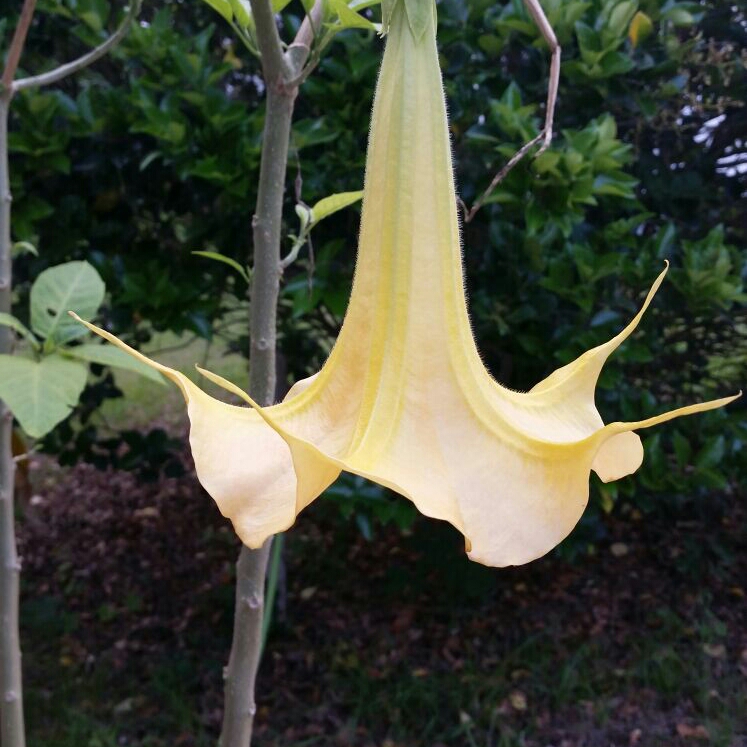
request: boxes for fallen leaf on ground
[611,542,629,557]
[676,723,709,739]
[702,643,726,658]
[509,690,528,711]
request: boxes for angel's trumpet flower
[74,0,738,566]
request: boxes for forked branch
[462,0,560,223]
[287,0,324,71]
[13,0,143,92]
[249,0,292,84]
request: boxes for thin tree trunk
[248,87,297,405]
[219,47,299,747]
[220,542,272,747]
[0,93,26,747]
[0,3,146,744]
[219,2,324,742]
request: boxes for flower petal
[69,314,340,547]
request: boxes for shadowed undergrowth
[19,453,746,747]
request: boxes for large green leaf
[0,354,87,438]
[64,343,165,384]
[30,261,105,344]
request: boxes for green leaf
[229,0,252,27]
[192,251,251,284]
[11,241,38,258]
[272,0,293,10]
[292,118,338,149]
[30,261,105,344]
[200,0,233,23]
[661,7,695,26]
[329,0,377,30]
[310,190,364,224]
[608,0,637,37]
[628,10,653,47]
[695,435,726,470]
[0,313,39,348]
[672,430,692,468]
[0,354,87,438]
[64,344,165,384]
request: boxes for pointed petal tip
[608,390,741,438]
[71,313,106,337]
[69,310,92,329]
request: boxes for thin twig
[147,334,199,356]
[1,0,38,91]
[12,448,36,465]
[285,45,323,89]
[280,237,307,270]
[462,0,560,223]
[288,0,323,59]
[285,0,324,80]
[13,0,143,92]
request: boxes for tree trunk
[219,82,297,747]
[0,93,27,747]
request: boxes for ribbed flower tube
[74,0,738,566]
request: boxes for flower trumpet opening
[69,0,739,567]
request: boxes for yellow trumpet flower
[73,0,738,566]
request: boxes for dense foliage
[2,0,745,550]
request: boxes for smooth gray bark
[0,92,26,747]
[219,62,298,747]
[220,542,272,747]
[0,4,141,744]
[219,2,323,744]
